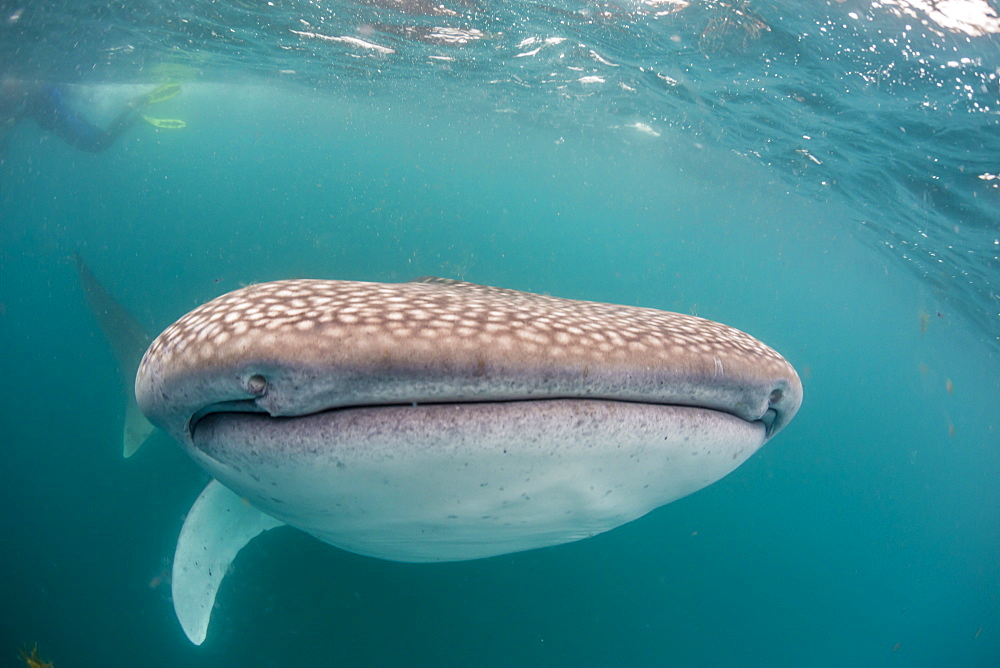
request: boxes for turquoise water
[1,2,999,666]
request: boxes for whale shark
[131,276,802,645]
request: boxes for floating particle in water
[149,567,169,590]
[918,309,930,333]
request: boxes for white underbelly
[190,399,766,562]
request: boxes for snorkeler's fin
[173,480,285,645]
[142,83,183,105]
[74,253,156,458]
[141,115,187,129]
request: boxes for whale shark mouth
[188,394,779,443]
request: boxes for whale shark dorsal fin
[409,276,552,301]
[173,480,284,645]
[409,276,462,285]
[74,253,156,457]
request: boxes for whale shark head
[138,277,800,446]
[135,277,802,644]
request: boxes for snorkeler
[0,79,180,153]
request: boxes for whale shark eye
[247,375,267,395]
[768,388,783,404]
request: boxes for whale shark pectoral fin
[123,391,155,458]
[172,480,284,645]
[74,253,156,457]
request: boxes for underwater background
[0,1,998,666]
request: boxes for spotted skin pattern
[148,278,786,369]
[137,278,801,444]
